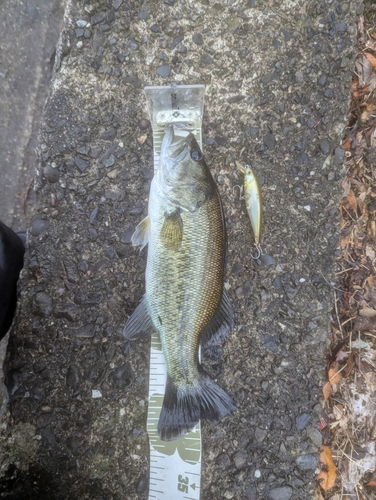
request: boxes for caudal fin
[158,372,236,441]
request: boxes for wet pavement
[0,0,363,499]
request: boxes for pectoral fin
[160,210,183,251]
[131,216,150,249]
[200,291,235,349]
[123,295,155,340]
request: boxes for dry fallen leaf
[342,177,351,196]
[323,381,332,401]
[343,189,358,211]
[323,362,343,400]
[345,352,355,377]
[342,135,351,151]
[365,478,376,486]
[359,306,376,318]
[365,244,376,260]
[366,275,375,287]
[354,315,376,331]
[356,57,372,87]
[318,445,337,491]
[364,51,376,68]
[336,350,349,362]
[314,487,325,500]
[368,220,376,240]
[340,225,353,249]
[328,363,342,385]
[361,102,376,121]
[351,75,370,100]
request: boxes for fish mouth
[161,126,192,162]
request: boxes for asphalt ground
[0,1,363,499]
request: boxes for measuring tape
[144,85,205,500]
[147,334,201,500]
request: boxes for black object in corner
[0,221,25,341]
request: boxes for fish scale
[146,189,225,384]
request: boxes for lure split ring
[251,243,264,260]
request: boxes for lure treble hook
[232,184,243,198]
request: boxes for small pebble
[256,254,276,266]
[43,165,60,183]
[104,155,115,168]
[324,88,334,99]
[296,453,317,470]
[255,427,267,442]
[263,133,275,150]
[30,219,50,236]
[91,12,106,26]
[136,474,148,494]
[334,146,345,165]
[296,413,311,430]
[233,450,247,469]
[74,157,89,172]
[317,74,327,86]
[267,486,293,500]
[192,33,204,45]
[156,64,170,78]
[139,118,150,130]
[320,138,331,155]
[111,0,123,9]
[92,390,102,399]
[89,207,99,224]
[216,453,231,469]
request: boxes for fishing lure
[235,161,263,259]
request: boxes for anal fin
[123,295,155,340]
[200,291,235,350]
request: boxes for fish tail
[158,372,236,441]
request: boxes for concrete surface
[0,0,64,230]
[0,0,362,499]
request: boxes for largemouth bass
[124,126,236,441]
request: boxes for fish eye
[190,150,203,162]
